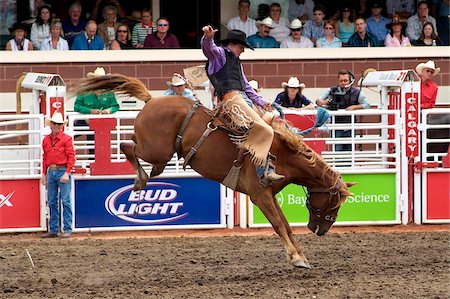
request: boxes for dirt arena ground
[1,225,449,299]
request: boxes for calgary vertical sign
[404,92,419,157]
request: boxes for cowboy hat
[8,22,26,34]
[386,15,407,30]
[87,67,110,78]
[218,29,254,50]
[281,77,306,89]
[248,80,262,92]
[167,73,187,87]
[288,19,303,30]
[45,111,68,126]
[415,60,440,76]
[256,17,274,28]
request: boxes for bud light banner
[74,178,223,230]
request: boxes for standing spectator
[97,5,122,49]
[110,24,133,50]
[30,5,52,50]
[41,111,76,238]
[268,3,291,44]
[91,0,127,24]
[143,17,180,48]
[386,0,415,19]
[247,17,279,48]
[62,2,87,49]
[288,0,315,21]
[302,5,326,44]
[416,60,440,109]
[432,0,450,46]
[72,20,105,50]
[335,5,355,45]
[274,77,315,110]
[131,8,155,49]
[412,21,443,45]
[227,0,257,38]
[348,17,381,47]
[384,16,411,46]
[280,19,314,48]
[366,1,391,45]
[406,1,437,41]
[316,20,342,48]
[5,22,33,51]
[164,73,195,100]
[41,21,69,51]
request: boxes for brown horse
[72,74,353,269]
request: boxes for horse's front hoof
[292,259,312,269]
[133,180,146,191]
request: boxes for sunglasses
[51,121,63,126]
[157,24,168,27]
[117,30,128,33]
[343,9,351,12]
[291,28,302,32]
[325,27,334,30]
[425,69,435,74]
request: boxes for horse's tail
[71,74,152,102]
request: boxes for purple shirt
[200,35,267,107]
[144,33,180,48]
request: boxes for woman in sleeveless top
[6,22,33,51]
[110,24,133,50]
[335,6,355,45]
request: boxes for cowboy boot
[257,155,284,185]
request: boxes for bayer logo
[276,192,284,207]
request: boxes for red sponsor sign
[49,97,65,119]
[426,172,450,220]
[404,92,419,157]
[0,180,41,229]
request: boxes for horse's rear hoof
[133,180,147,191]
[292,259,312,269]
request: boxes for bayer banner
[250,173,399,226]
[74,177,224,231]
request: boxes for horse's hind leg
[250,190,311,269]
[120,142,148,191]
[150,163,166,177]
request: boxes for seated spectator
[385,16,411,46]
[355,0,369,18]
[335,5,355,45]
[163,73,195,100]
[91,0,127,24]
[348,17,381,47]
[366,1,391,45]
[256,3,270,21]
[110,24,133,50]
[247,17,279,48]
[41,21,69,51]
[72,20,105,50]
[415,60,440,109]
[30,5,52,50]
[6,22,33,51]
[274,77,315,110]
[268,3,290,44]
[386,0,415,19]
[288,0,315,21]
[406,1,437,41]
[62,2,87,49]
[227,0,257,38]
[412,21,443,46]
[143,17,179,48]
[97,5,122,49]
[280,19,314,48]
[131,8,155,49]
[316,20,342,48]
[302,5,326,44]
[432,0,450,46]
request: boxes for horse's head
[306,178,355,236]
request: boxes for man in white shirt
[280,19,314,48]
[227,0,257,37]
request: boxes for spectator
[335,5,355,45]
[143,17,180,48]
[366,1,391,45]
[406,1,437,41]
[62,2,87,49]
[302,5,326,44]
[131,8,155,49]
[40,111,76,238]
[256,3,270,21]
[5,22,33,51]
[91,0,127,24]
[432,0,450,46]
[164,73,195,100]
[110,24,133,50]
[355,0,369,18]
[41,21,69,51]
[268,3,291,44]
[30,5,52,50]
[412,21,443,46]
[386,0,415,19]
[348,17,381,47]
[416,60,440,109]
[97,5,122,49]
[72,20,105,50]
[274,77,315,110]
[280,19,314,48]
[227,0,257,38]
[316,20,342,48]
[316,69,369,151]
[288,0,315,21]
[247,17,279,48]
[385,15,411,46]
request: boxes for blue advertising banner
[74,178,222,228]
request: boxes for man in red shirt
[41,112,76,238]
[416,60,440,109]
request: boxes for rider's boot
[256,154,285,186]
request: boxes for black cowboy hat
[8,22,27,34]
[386,16,407,30]
[218,29,254,50]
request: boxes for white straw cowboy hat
[87,67,109,78]
[281,77,306,89]
[288,19,303,30]
[415,60,440,76]
[256,17,274,28]
[248,80,262,92]
[167,73,187,87]
[45,111,67,126]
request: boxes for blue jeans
[47,168,72,234]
